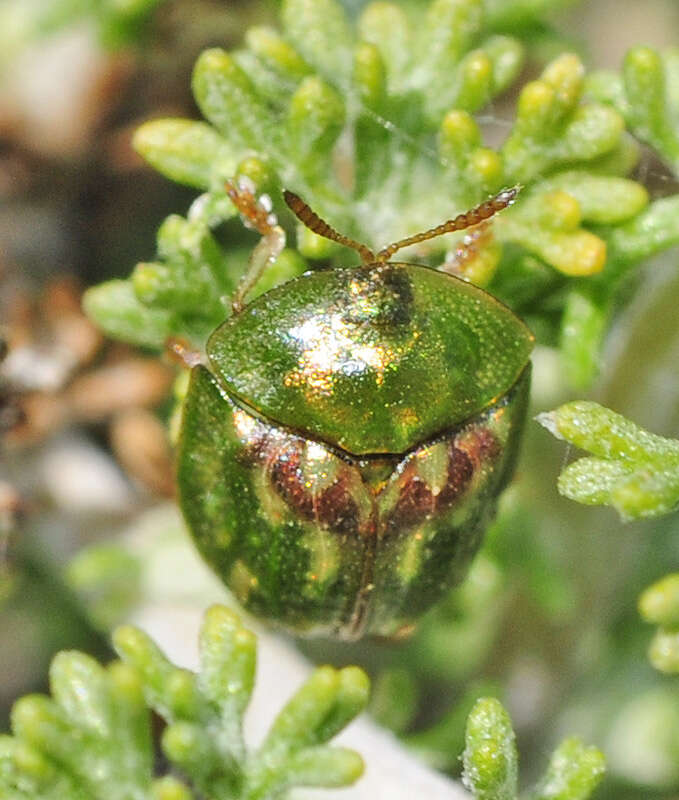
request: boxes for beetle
[176,179,534,640]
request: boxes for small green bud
[11,740,56,782]
[516,80,557,136]
[354,41,386,109]
[108,661,146,710]
[623,47,670,138]
[11,696,70,760]
[262,666,341,756]
[648,628,679,674]
[454,50,493,112]
[315,666,370,743]
[612,469,679,519]
[49,652,111,736]
[198,605,256,714]
[508,225,606,277]
[533,736,605,800]
[559,289,608,389]
[608,195,679,264]
[557,458,632,506]
[279,746,364,788]
[287,76,346,171]
[542,53,585,114]
[281,0,354,88]
[132,262,172,305]
[539,402,679,462]
[484,35,524,94]
[113,624,177,715]
[556,104,624,163]
[133,119,234,190]
[245,26,312,81]
[438,110,482,165]
[152,775,195,800]
[462,697,518,800]
[358,1,411,87]
[539,173,648,224]
[157,214,188,261]
[424,0,484,65]
[467,148,503,193]
[162,721,214,770]
[83,280,174,349]
[166,669,201,720]
[640,574,679,627]
[192,48,279,157]
[530,190,582,231]
[588,133,640,176]
[235,156,274,194]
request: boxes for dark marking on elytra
[384,444,475,534]
[342,266,414,330]
[232,400,501,542]
[458,427,501,468]
[267,443,365,536]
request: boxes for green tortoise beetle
[176,179,534,640]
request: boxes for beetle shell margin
[207,263,534,456]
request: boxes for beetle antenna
[283,190,376,264]
[226,177,286,313]
[375,186,520,263]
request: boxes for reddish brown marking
[383,445,475,535]
[437,446,475,507]
[269,448,313,517]
[390,473,436,528]
[232,407,501,543]
[317,480,363,534]
[379,423,504,536]
[456,427,500,470]
[267,443,365,536]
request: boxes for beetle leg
[226,177,286,314]
[439,220,493,279]
[165,337,206,369]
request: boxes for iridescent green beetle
[177,180,533,640]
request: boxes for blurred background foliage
[2,0,679,798]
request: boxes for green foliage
[46,0,679,794]
[640,574,679,674]
[82,0,679,394]
[587,46,679,174]
[537,401,679,520]
[398,553,506,684]
[0,0,166,60]
[462,698,604,800]
[65,544,143,632]
[0,605,369,800]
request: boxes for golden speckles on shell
[283,311,404,396]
